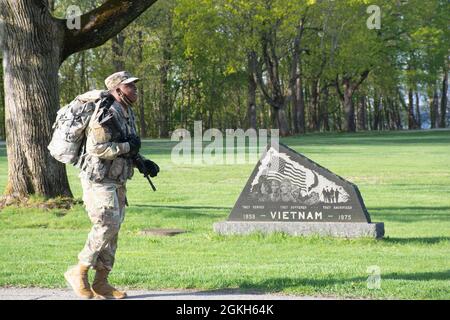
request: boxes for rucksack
[48,90,106,165]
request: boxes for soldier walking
[64,71,159,299]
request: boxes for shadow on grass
[383,237,450,245]
[127,269,450,299]
[382,271,450,281]
[373,206,450,211]
[134,204,232,211]
[237,277,367,292]
[225,270,450,293]
[371,206,450,223]
[235,270,450,293]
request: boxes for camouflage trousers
[78,176,126,271]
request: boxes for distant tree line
[0,0,448,140]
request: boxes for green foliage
[47,0,449,136]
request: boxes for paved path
[0,287,339,300]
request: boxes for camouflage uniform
[77,87,139,272]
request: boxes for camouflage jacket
[78,100,138,184]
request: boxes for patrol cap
[105,71,140,90]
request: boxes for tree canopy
[1,0,449,140]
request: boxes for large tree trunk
[335,71,369,132]
[112,32,126,71]
[137,31,147,137]
[138,81,146,137]
[289,18,306,135]
[373,94,381,130]
[293,70,306,134]
[395,103,402,130]
[273,106,290,136]
[290,63,306,134]
[385,98,393,130]
[388,98,398,130]
[2,0,71,197]
[48,0,54,12]
[378,97,385,130]
[336,102,343,131]
[430,88,439,129]
[392,99,402,130]
[80,51,88,93]
[254,30,291,136]
[247,53,257,130]
[1,0,158,199]
[408,88,417,129]
[440,70,448,128]
[309,80,320,131]
[415,91,421,129]
[0,57,4,140]
[320,87,330,132]
[357,95,367,131]
[158,40,171,138]
[342,79,356,132]
[367,97,373,130]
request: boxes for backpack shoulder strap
[88,100,102,129]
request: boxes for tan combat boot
[92,269,127,299]
[64,264,94,299]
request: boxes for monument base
[213,221,384,239]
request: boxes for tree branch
[31,0,50,10]
[335,75,344,101]
[251,51,276,107]
[61,0,158,62]
[47,0,55,12]
[351,69,370,93]
[289,17,305,87]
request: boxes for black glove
[135,158,159,177]
[125,135,141,158]
[144,159,159,177]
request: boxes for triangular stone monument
[214,143,384,238]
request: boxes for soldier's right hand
[144,160,159,177]
[125,135,141,158]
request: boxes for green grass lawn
[0,130,449,299]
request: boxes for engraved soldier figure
[269,180,281,202]
[64,71,159,299]
[280,178,295,202]
[291,187,299,199]
[330,188,336,203]
[257,177,271,202]
[335,188,340,203]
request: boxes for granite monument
[214,143,384,238]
